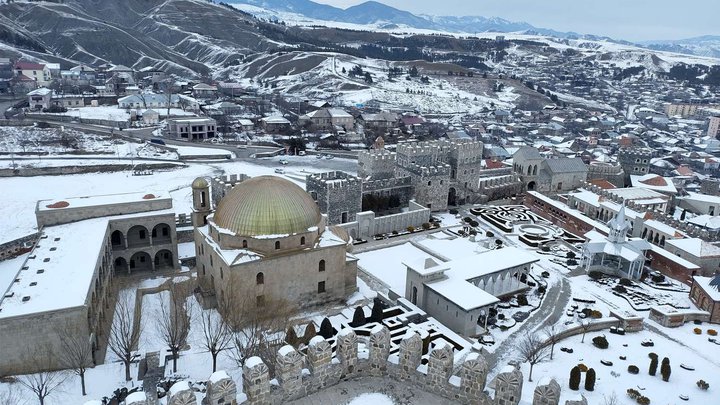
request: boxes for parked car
[274,168,285,174]
[280,159,288,165]
[149,138,166,145]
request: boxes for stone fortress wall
[146,325,585,405]
[305,171,363,225]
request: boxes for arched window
[200,191,206,208]
[300,236,306,245]
[412,286,417,305]
[319,259,326,272]
[275,241,280,250]
[242,240,248,248]
[256,272,264,285]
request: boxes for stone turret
[168,381,196,405]
[336,328,358,374]
[494,365,523,405]
[242,357,270,405]
[368,324,391,376]
[205,370,237,405]
[398,330,422,380]
[427,339,454,389]
[461,352,488,402]
[275,345,304,400]
[533,378,561,405]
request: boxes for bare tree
[108,290,141,381]
[156,283,191,373]
[0,383,22,405]
[196,305,233,372]
[543,323,560,360]
[222,291,295,375]
[579,318,592,343]
[603,392,619,405]
[57,326,93,396]
[17,348,68,405]
[517,331,550,382]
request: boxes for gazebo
[583,204,652,280]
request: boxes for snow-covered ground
[346,393,395,405]
[43,106,197,122]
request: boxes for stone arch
[114,257,128,274]
[532,165,538,175]
[242,240,248,248]
[154,249,173,269]
[527,181,536,191]
[660,235,666,246]
[448,187,457,206]
[127,225,150,247]
[256,272,264,285]
[319,259,326,272]
[527,166,532,175]
[275,241,280,250]
[110,230,125,250]
[129,251,152,272]
[653,233,660,245]
[151,223,172,244]
[300,236,306,245]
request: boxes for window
[300,236,306,245]
[202,265,206,275]
[242,240,248,248]
[319,260,326,272]
[200,191,206,207]
[256,272,264,285]
[317,281,326,293]
[220,268,224,279]
[275,241,280,250]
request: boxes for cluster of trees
[667,63,720,86]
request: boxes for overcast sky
[313,0,718,41]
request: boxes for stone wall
[305,171,363,225]
[338,200,431,240]
[0,232,40,262]
[36,196,172,227]
[211,174,250,207]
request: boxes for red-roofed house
[14,60,50,86]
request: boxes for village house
[14,61,51,86]
[689,274,720,324]
[299,108,354,132]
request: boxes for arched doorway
[154,249,174,269]
[127,225,150,248]
[114,257,128,274]
[412,286,418,305]
[527,181,536,191]
[151,223,172,244]
[110,230,125,250]
[448,187,458,206]
[129,252,152,273]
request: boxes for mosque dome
[192,177,209,189]
[213,176,321,237]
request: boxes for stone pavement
[285,376,459,405]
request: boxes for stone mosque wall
[137,326,579,405]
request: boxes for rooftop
[665,238,720,258]
[425,278,499,311]
[37,191,171,212]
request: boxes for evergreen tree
[569,366,581,390]
[661,358,671,382]
[585,368,596,391]
[351,306,366,327]
[319,318,334,339]
[649,356,658,376]
[370,297,384,322]
[302,323,316,344]
[286,326,298,347]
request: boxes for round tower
[191,177,211,227]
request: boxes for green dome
[213,176,321,237]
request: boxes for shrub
[449,209,459,215]
[42,105,67,113]
[567,259,578,266]
[407,226,415,233]
[649,356,658,376]
[628,365,639,374]
[614,285,627,294]
[585,368,596,391]
[464,217,472,223]
[694,328,702,335]
[627,388,641,400]
[517,294,529,306]
[392,230,398,235]
[577,363,588,372]
[537,285,547,294]
[303,323,316,343]
[569,366,581,390]
[541,271,550,278]
[581,308,593,317]
[286,326,299,347]
[421,222,431,230]
[660,357,671,382]
[319,318,334,339]
[637,396,650,405]
[697,379,710,390]
[370,297,384,322]
[351,306,366,327]
[589,271,603,280]
[592,335,609,349]
[648,352,658,359]
[651,273,665,283]
[486,231,494,237]
[589,310,602,319]
[495,239,503,245]
[469,229,477,236]
[708,329,718,336]
[374,233,383,239]
[467,220,478,227]
[619,278,633,287]
[541,245,550,252]
[498,313,505,320]
[566,251,577,259]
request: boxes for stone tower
[191,177,212,227]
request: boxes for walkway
[286,377,458,405]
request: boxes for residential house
[192,83,218,99]
[261,116,291,134]
[300,108,354,132]
[359,112,398,132]
[14,61,50,86]
[166,117,217,140]
[27,87,52,110]
[117,93,199,111]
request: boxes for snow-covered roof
[693,275,720,301]
[681,191,720,205]
[27,87,52,96]
[666,238,720,258]
[425,277,499,311]
[261,116,290,124]
[37,191,171,212]
[648,244,700,270]
[630,174,678,194]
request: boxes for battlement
[211,173,250,206]
[306,171,362,190]
[587,162,624,175]
[401,163,452,177]
[362,176,413,193]
[358,149,397,161]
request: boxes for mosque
[191,175,358,311]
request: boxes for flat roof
[608,187,667,201]
[426,278,499,311]
[649,244,700,270]
[444,247,539,280]
[665,238,720,258]
[37,191,171,212]
[692,275,720,301]
[0,218,108,318]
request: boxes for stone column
[368,324,391,376]
[533,378,561,405]
[336,328,358,375]
[242,357,270,405]
[493,365,523,405]
[461,351,488,401]
[398,330,422,380]
[427,339,453,389]
[204,370,237,405]
[168,381,196,405]
[307,336,332,385]
[275,345,304,400]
